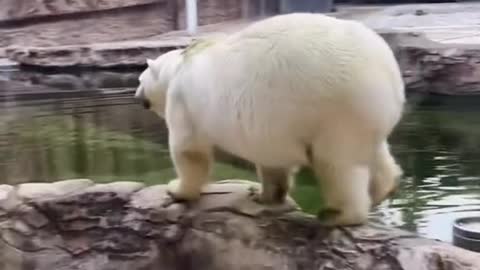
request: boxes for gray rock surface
[7,29,480,96]
[382,31,480,95]
[1,178,479,270]
[0,69,141,101]
[5,39,191,68]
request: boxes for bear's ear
[146,59,159,78]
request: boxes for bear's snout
[134,87,151,110]
[136,97,150,110]
[134,93,151,110]
[141,99,151,110]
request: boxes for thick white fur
[135,13,405,226]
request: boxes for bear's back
[209,13,401,100]
[172,13,404,166]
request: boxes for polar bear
[134,13,405,226]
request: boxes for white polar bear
[134,13,405,226]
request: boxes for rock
[382,31,480,95]
[414,9,427,16]
[0,70,140,102]
[16,178,94,201]
[189,179,300,216]
[0,185,13,202]
[0,185,14,217]
[7,69,140,90]
[4,39,193,68]
[1,179,479,270]
[130,184,172,209]
[0,58,18,69]
[5,24,480,96]
[84,181,145,197]
[362,3,480,30]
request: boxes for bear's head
[134,49,183,118]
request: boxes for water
[373,97,480,242]
[1,69,479,243]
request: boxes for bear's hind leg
[370,141,402,206]
[254,165,293,204]
[313,158,372,226]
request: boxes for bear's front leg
[314,162,372,226]
[165,91,213,201]
[167,147,213,201]
[254,165,293,204]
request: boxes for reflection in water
[372,102,480,242]
[0,94,256,185]
[1,71,480,243]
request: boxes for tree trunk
[1,179,479,270]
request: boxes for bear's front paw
[166,178,202,201]
[248,186,297,214]
[317,207,366,227]
[248,186,275,205]
[250,192,265,204]
[317,208,342,227]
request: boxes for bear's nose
[141,99,151,110]
[134,95,151,110]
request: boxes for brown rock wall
[0,0,163,23]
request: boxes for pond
[1,69,479,243]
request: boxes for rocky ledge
[6,28,480,96]
[1,178,479,270]
[381,30,480,96]
[4,3,480,95]
[2,21,239,69]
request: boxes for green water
[1,71,479,243]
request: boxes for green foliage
[295,166,317,185]
[292,166,325,214]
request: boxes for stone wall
[0,0,249,27]
[0,0,248,57]
[176,0,244,29]
[0,3,178,52]
[0,0,162,23]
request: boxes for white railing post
[241,0,250,18]
[260,0,266,16]
[186,0,198,35]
